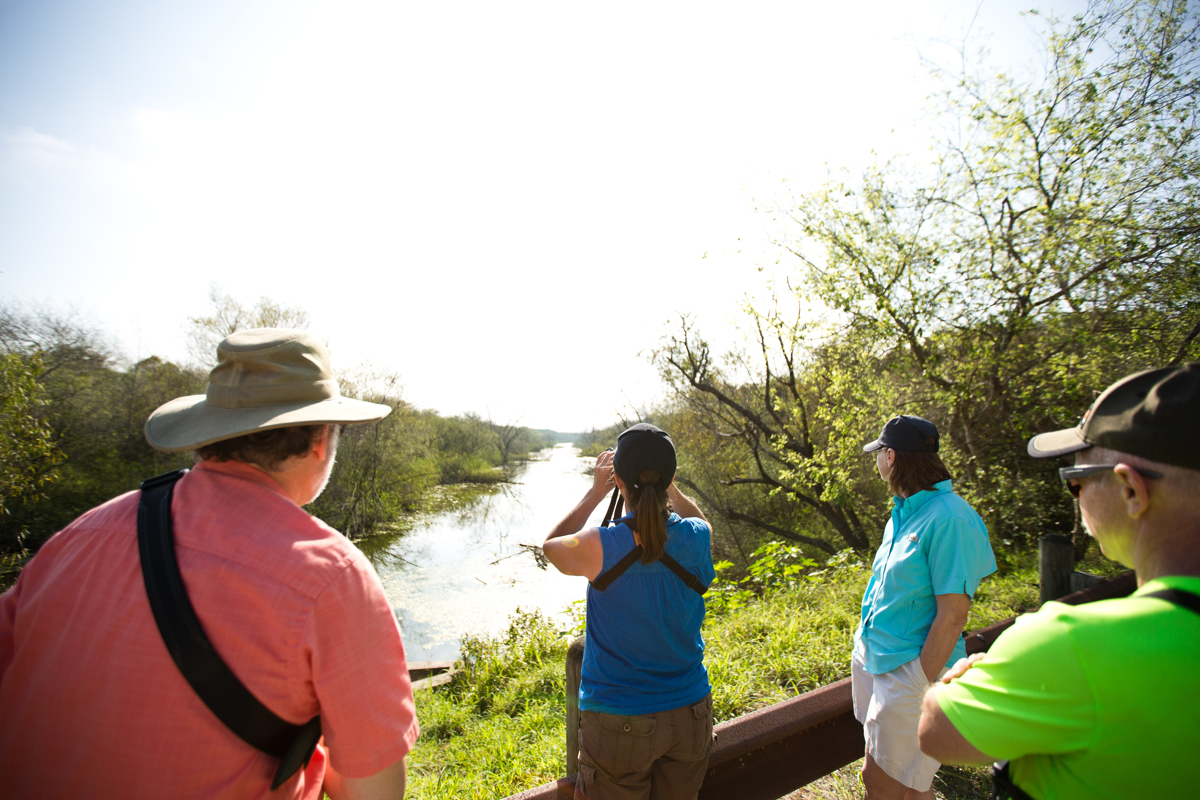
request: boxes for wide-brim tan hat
[145,328,392,453]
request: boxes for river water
[357,443,600,662]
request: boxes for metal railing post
[565,636,585,776]
[1039,534,1074,605]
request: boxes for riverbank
[359,444,593,663]
[403,553,1060,800]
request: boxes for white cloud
[1,126,76,167]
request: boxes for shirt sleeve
[304,552,419,778]
[926,511,995,597]
[936,607,1096,759]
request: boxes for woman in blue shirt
[543,423,715,800]
[853,415,996,800]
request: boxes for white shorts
[851,643,944,792]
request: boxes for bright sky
[0,0,1086,432]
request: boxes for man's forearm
[324,755,407,800]
[919,687,996,765]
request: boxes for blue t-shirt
[579,512,715,715]
[854,480,996,675]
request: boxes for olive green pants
[574,693,713,800]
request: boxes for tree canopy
[657,0,1200,562]
[0,300,557,563]
[187,285,313,368]
[0,353,62,517]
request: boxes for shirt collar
[1136,575,1200,595]
[610,511,683,528]
[893,479,953,515]
[192,458,292,501]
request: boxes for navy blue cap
[613,423,676,490]
[863,415,940,453]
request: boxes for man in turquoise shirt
[920,364,1200,800]
[855,415,996,800]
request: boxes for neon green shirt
[936,575,1200,800]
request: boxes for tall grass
[705,555,870,721]
[404,552,1052,800]
[406,610,571,798]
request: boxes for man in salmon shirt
[0,328,419,800]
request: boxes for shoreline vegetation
[0,301,580,587]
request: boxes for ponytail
[630,469,670,563]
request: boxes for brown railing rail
[505,570,1135,800]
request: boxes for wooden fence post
[1039,534,1074,605]
[565,636,585,777]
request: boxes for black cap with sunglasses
[1028,363,1200,491]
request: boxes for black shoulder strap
[1142,587,1200,616]
[589,545,709,596]
[600,486,623,529]
[138,470,322,790]
[659,552,708,596]
[991,760,1037,800]
[590,544,644,591]
[590,486,709,595]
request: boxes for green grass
[406,610,572,798]
[705,560,870,721]
[404,552,1072,800]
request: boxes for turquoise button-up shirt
[854,480,996,675]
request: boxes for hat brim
[1027,426,1090,459]
[862,438,885,453]
[145,394,393,453]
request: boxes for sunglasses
[1059,464,1164,498]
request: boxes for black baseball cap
[613,423,676,490]
[863,415,940,453]
[1028,363,1200,471]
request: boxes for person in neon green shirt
[918,364,1200,800]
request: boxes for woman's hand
[591,449,616,499]
[543,449,617,572]
[542,451,612,581]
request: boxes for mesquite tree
[658,0,1200,558]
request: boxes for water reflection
[361,443,600,662]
